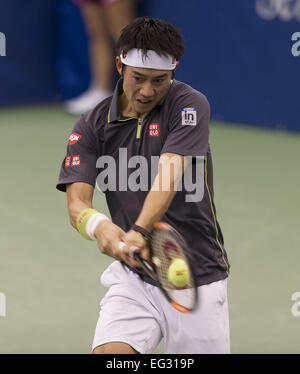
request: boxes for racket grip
[118,242,154,275]
[133,253,154,272]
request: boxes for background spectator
[64,0,137,115]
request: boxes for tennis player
[56,17,230,354]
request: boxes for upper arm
[154,152,187,191]
[159,152,185,173]
[66,182,94,207]
[56,116,100,192]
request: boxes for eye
[134,76,142,82]
[154,78,164,84]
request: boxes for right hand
[94,220,137,267]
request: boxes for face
[116,57,173,117]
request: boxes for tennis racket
[119,222,197,313]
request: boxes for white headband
[120,49,177,70]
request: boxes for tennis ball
[168,258,189,287]
[76,208,98,240]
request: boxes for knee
[93,342,139,354]
[93,344,109,354]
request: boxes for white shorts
[92,261,230,354]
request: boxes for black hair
[116,17,184,60]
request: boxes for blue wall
[0,0,60,106]
[0,0,299,131]
[139,0,300,132]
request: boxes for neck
[119,92,141,118]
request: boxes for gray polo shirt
[57,78,230,287]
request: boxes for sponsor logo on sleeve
[65,156,71,167]
[148,123,159,136]
[71,155,81,167]
[68,133,82,145]
[181,107,197,126]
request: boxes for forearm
[66,183,93,229]
[135,188,177,231]
[135,153,187,231]
[68,199,93,229]
[64,183,141,266]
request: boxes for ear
[115,56,123,76]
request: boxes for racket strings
[151,231,196,310]
[151,235,171,286]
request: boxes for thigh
[92,262,163,354]
[77,1,107,37]
[102,0,136,40]
[162,279,230,354]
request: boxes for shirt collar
[107,78,124,123]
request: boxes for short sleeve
[56,116,100,192]
[161,91,210,157]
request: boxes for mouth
[136,98,153,106]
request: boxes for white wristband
[86,213,109,240]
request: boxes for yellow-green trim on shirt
[204,155,230,275]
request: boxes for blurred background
[0,0,300,353]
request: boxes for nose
[139,82,155,98]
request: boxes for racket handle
[118,242,155,274]
[133,253,154,272]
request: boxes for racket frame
[134,222,197,313]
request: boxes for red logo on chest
[148,123,159,137]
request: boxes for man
[56,17,230,354]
